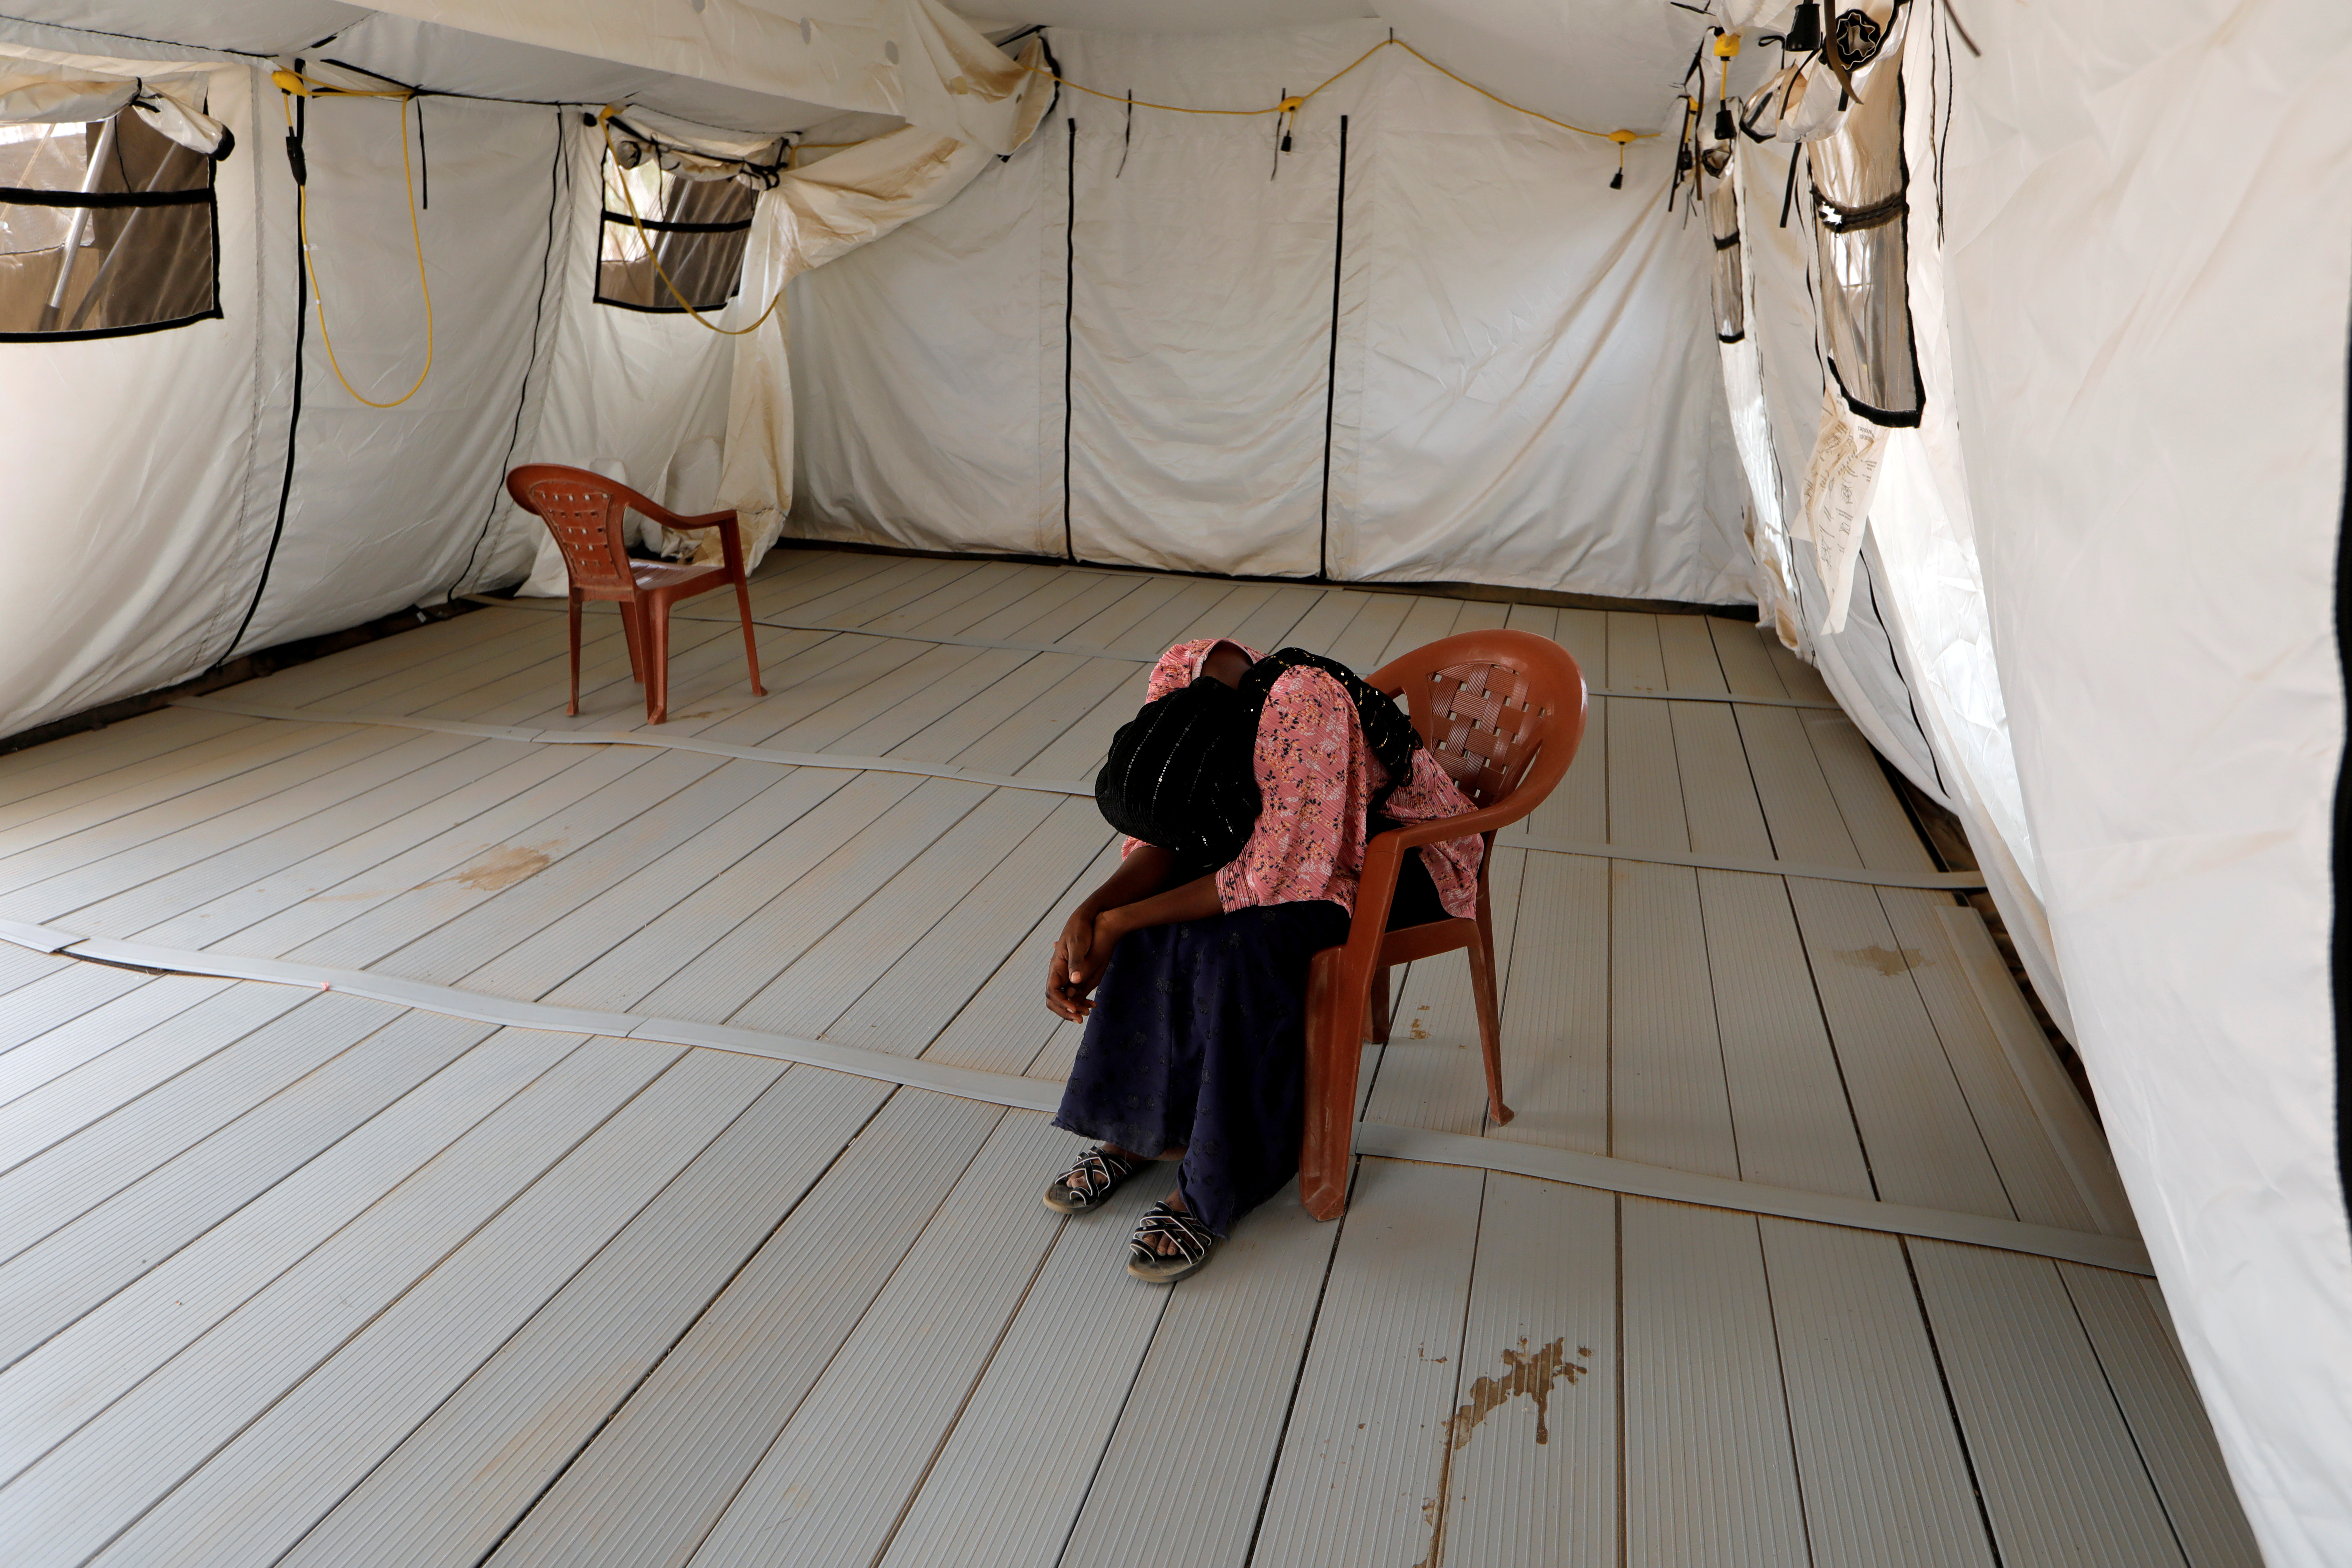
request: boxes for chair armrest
[646,507,738,532]
[1368,803,1518,850]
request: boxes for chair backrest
[506,463,648,595]
[1367,630,1588,822]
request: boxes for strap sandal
[1044,1144,1142,1213]
[1126,1200,1216,1284]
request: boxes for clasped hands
[1046,903,1125,1022]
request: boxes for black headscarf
[1095,648,1423,877]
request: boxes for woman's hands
[1048,904,1125,1022]
[1042,845,1224,1023]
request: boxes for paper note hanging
[1799,387,1885,634]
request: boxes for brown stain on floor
[422,844,554,894]
[1415,1338,1589,1568]
[1840,943,1927,977]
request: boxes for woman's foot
[1043,1144,1143,1213]
[1127,1194,1216,1283]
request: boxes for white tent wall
[1733,126,1950,810]
[241,92,566,647]
[0,47,282,742]
[788,23,1752,604]
[786,123,1058,558]
[1934,1,2352,1563]
[0,22,583,739]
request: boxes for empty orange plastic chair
[505,463,765,724]
[1297,629,1588,1221]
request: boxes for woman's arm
[1048,864,1223,1021]
[1050,844,1183,1021]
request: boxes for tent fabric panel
[786,137,1056,559]
[1063,94,1343,576]
[1938,4,2352,1565]
[0,51,280,741]
[236,95,564,651]
[1734,124,1948,806]
[782,23,1751,603]
[1344,57,1746,602]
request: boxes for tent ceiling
[1,0,1741,141]
[955,1,1376,33]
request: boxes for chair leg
[1368,965,1392,1045]
[566,591,582,717]
[1469,895,1512,1125]
[734,572,766,698]
[617,603,646,685]
[1300,948,1366,1222]
[645,601,672,724]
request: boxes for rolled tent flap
[0,63,232,154]
[718,35,1055,563]
[351,0,1038,153]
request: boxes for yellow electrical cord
[1028,36,1651,145]
[604,36,1661,330]
[598,108,788,335]
[275,70,435,408]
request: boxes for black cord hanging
[1116,88,1132,178]
[1786,0,1823,51]
[414,96,428,209]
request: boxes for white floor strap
[0,915,2141,1274]
[172,696,1986,890]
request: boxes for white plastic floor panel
[0,560,2256,1567]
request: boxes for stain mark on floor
[1840,943,1926,976]
[1415,1337,1588,1568]
[425,844,554,894]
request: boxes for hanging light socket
[1714,102,1735,140]
[1609,168,1624,189]
[1786,0,1822,52]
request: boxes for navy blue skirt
[1051,849,1448,1236]
[1053,898,1351,1236]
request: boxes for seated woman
[1043,637,1483,1283]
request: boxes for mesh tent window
[1705,149,1744,344]
[0,109,219,341]
[1807,55,1920,425]
[595,152,759,314]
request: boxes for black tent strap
[1714,228,1742,250]
[1816,187,1906,231]
[0,184,209,209]
[597,208,751,235]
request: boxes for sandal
[1126,1200,1216,1284]
[1043,1145,1142,1213]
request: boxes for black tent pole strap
[1317,114,1348,582]
[224,82,307,663]
[449,104,564,600]
[2332,308,2352,1236]
[1060,116,1077,564]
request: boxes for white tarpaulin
[1715,1,2352,1559]
[790,22,1751,604]
[0,46,277,736]
[1937,3,2352,1563]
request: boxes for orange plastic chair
[1297,630,1588,1221]
[505,463,766,725]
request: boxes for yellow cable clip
[1274,96,1305,114]
[1714,32,1742,58]
[270,68,313,96]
